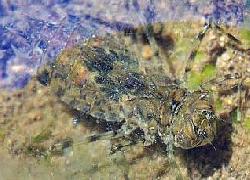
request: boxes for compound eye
[201,110,214,120]
[197,128,207,139]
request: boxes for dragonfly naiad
[36,20,250,155]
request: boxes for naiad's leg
[184,20,212,78]
[184,19,242,79]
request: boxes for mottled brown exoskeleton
[36,20,249,155]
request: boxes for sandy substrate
[0,79,249,179]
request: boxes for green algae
[243,117,250,130]
[194,50,206,62]
[239,28,250,46]
[202,64,216,79]
[187,64,216,90]
[0,129,5,142]
[32,129,52,144]
[215,98,223,112]
[187,71,203,90]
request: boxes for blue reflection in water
[0,0,248,89]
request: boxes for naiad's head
[170,89,217,149]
